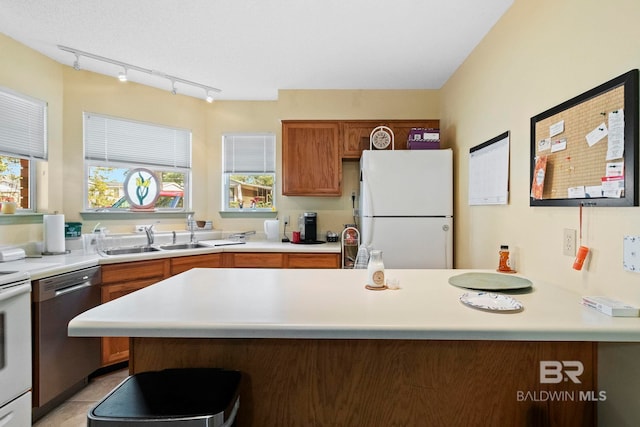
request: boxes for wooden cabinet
[170,253,222,275]
[222,252,340,269]
[282,121,342,196]
[341,120,440,159]
[100,259,170,366]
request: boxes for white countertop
[68,268,640,342]
[0,240,341,279]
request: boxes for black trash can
[87,368,241,427]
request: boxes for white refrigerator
[359,149,453,269]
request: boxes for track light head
[118,68,128,82]
[171,81,177,95]
[73,54,80,71]
[205,90,214,103]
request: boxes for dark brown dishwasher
[31,266,102,421]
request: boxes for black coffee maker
[302,212,317,242]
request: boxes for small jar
[498,245,511,272]
[367,250,385,287]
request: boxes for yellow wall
[441,0,640,298]
[0,33,440,240]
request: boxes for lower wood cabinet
[170,253,222,275]
[223,252,340,269]
[98,251,339,366]
[100,259,171,366]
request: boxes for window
[0,87,47,211]
[84,113,191,211]
[222,133,275,211]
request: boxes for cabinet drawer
[171,253,222,275]
[287,253,340,269]
[101,259,170,284]
[229,253,284,268]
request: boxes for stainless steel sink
[102,246,161,255]
[159,243,208,250]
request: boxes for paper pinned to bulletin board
[469,131,510,205]
[529,69,638,207]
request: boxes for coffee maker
[302,212,317,242]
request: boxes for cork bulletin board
[530,69,639,207]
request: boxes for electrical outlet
[563,228,576,256]
[283,215,290,226]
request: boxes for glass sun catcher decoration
[123,168,161,211]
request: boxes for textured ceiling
[0,0,513,100]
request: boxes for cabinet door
[100,259,170,366]
[342,121,382,159]
[286,253,341,269]
[282,121,342,196]
[170,253,222,275]
[342,120,441,158]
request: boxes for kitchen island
[69,268,640,426]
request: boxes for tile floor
[32,368,128,427]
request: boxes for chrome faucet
[187,214,196,243]
[144,225,155,246]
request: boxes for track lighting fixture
[118,67,128,82]
[58,45,221,101]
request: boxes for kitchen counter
[0,239,341,279]
[68,268,640,342]
[67,268,617,426]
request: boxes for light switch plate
[623,236,640,273]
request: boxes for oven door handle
[54,281,93,297]
[0,282,31,302]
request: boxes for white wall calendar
[468,131,510,205]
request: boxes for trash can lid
[90,368,241,420]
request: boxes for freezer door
[360,149,452,217]
[361,217,453,269]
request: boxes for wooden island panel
[130,338,596,427]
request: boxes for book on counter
[581,296,639,317]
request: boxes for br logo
[540,361,584,384]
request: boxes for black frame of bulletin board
[530,69,638,207]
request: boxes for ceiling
[0,0,513,101]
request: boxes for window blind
[223,133,275,173]
[84,113,191,169]
[0,87,47,160]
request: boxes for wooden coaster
[496,269,517,274]
[365,285,387,291]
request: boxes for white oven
[0,271,31,427]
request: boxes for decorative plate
[459,292,524,312]
[370,126,394,150]
[448,272,532,291]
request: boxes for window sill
[0,212,44,224]
[219,210,278,219]
[80,211,194,220]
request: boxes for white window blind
[223,133,275,173]
[84,113,191,169]
[0,87,47,160]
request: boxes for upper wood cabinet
[282,121,342,196]
[341,120,440,159]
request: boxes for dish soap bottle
[367,250,385,288]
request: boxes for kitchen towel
[43,214,66,254]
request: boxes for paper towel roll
[43,214,65,254]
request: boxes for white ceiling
[0,0,513,101]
